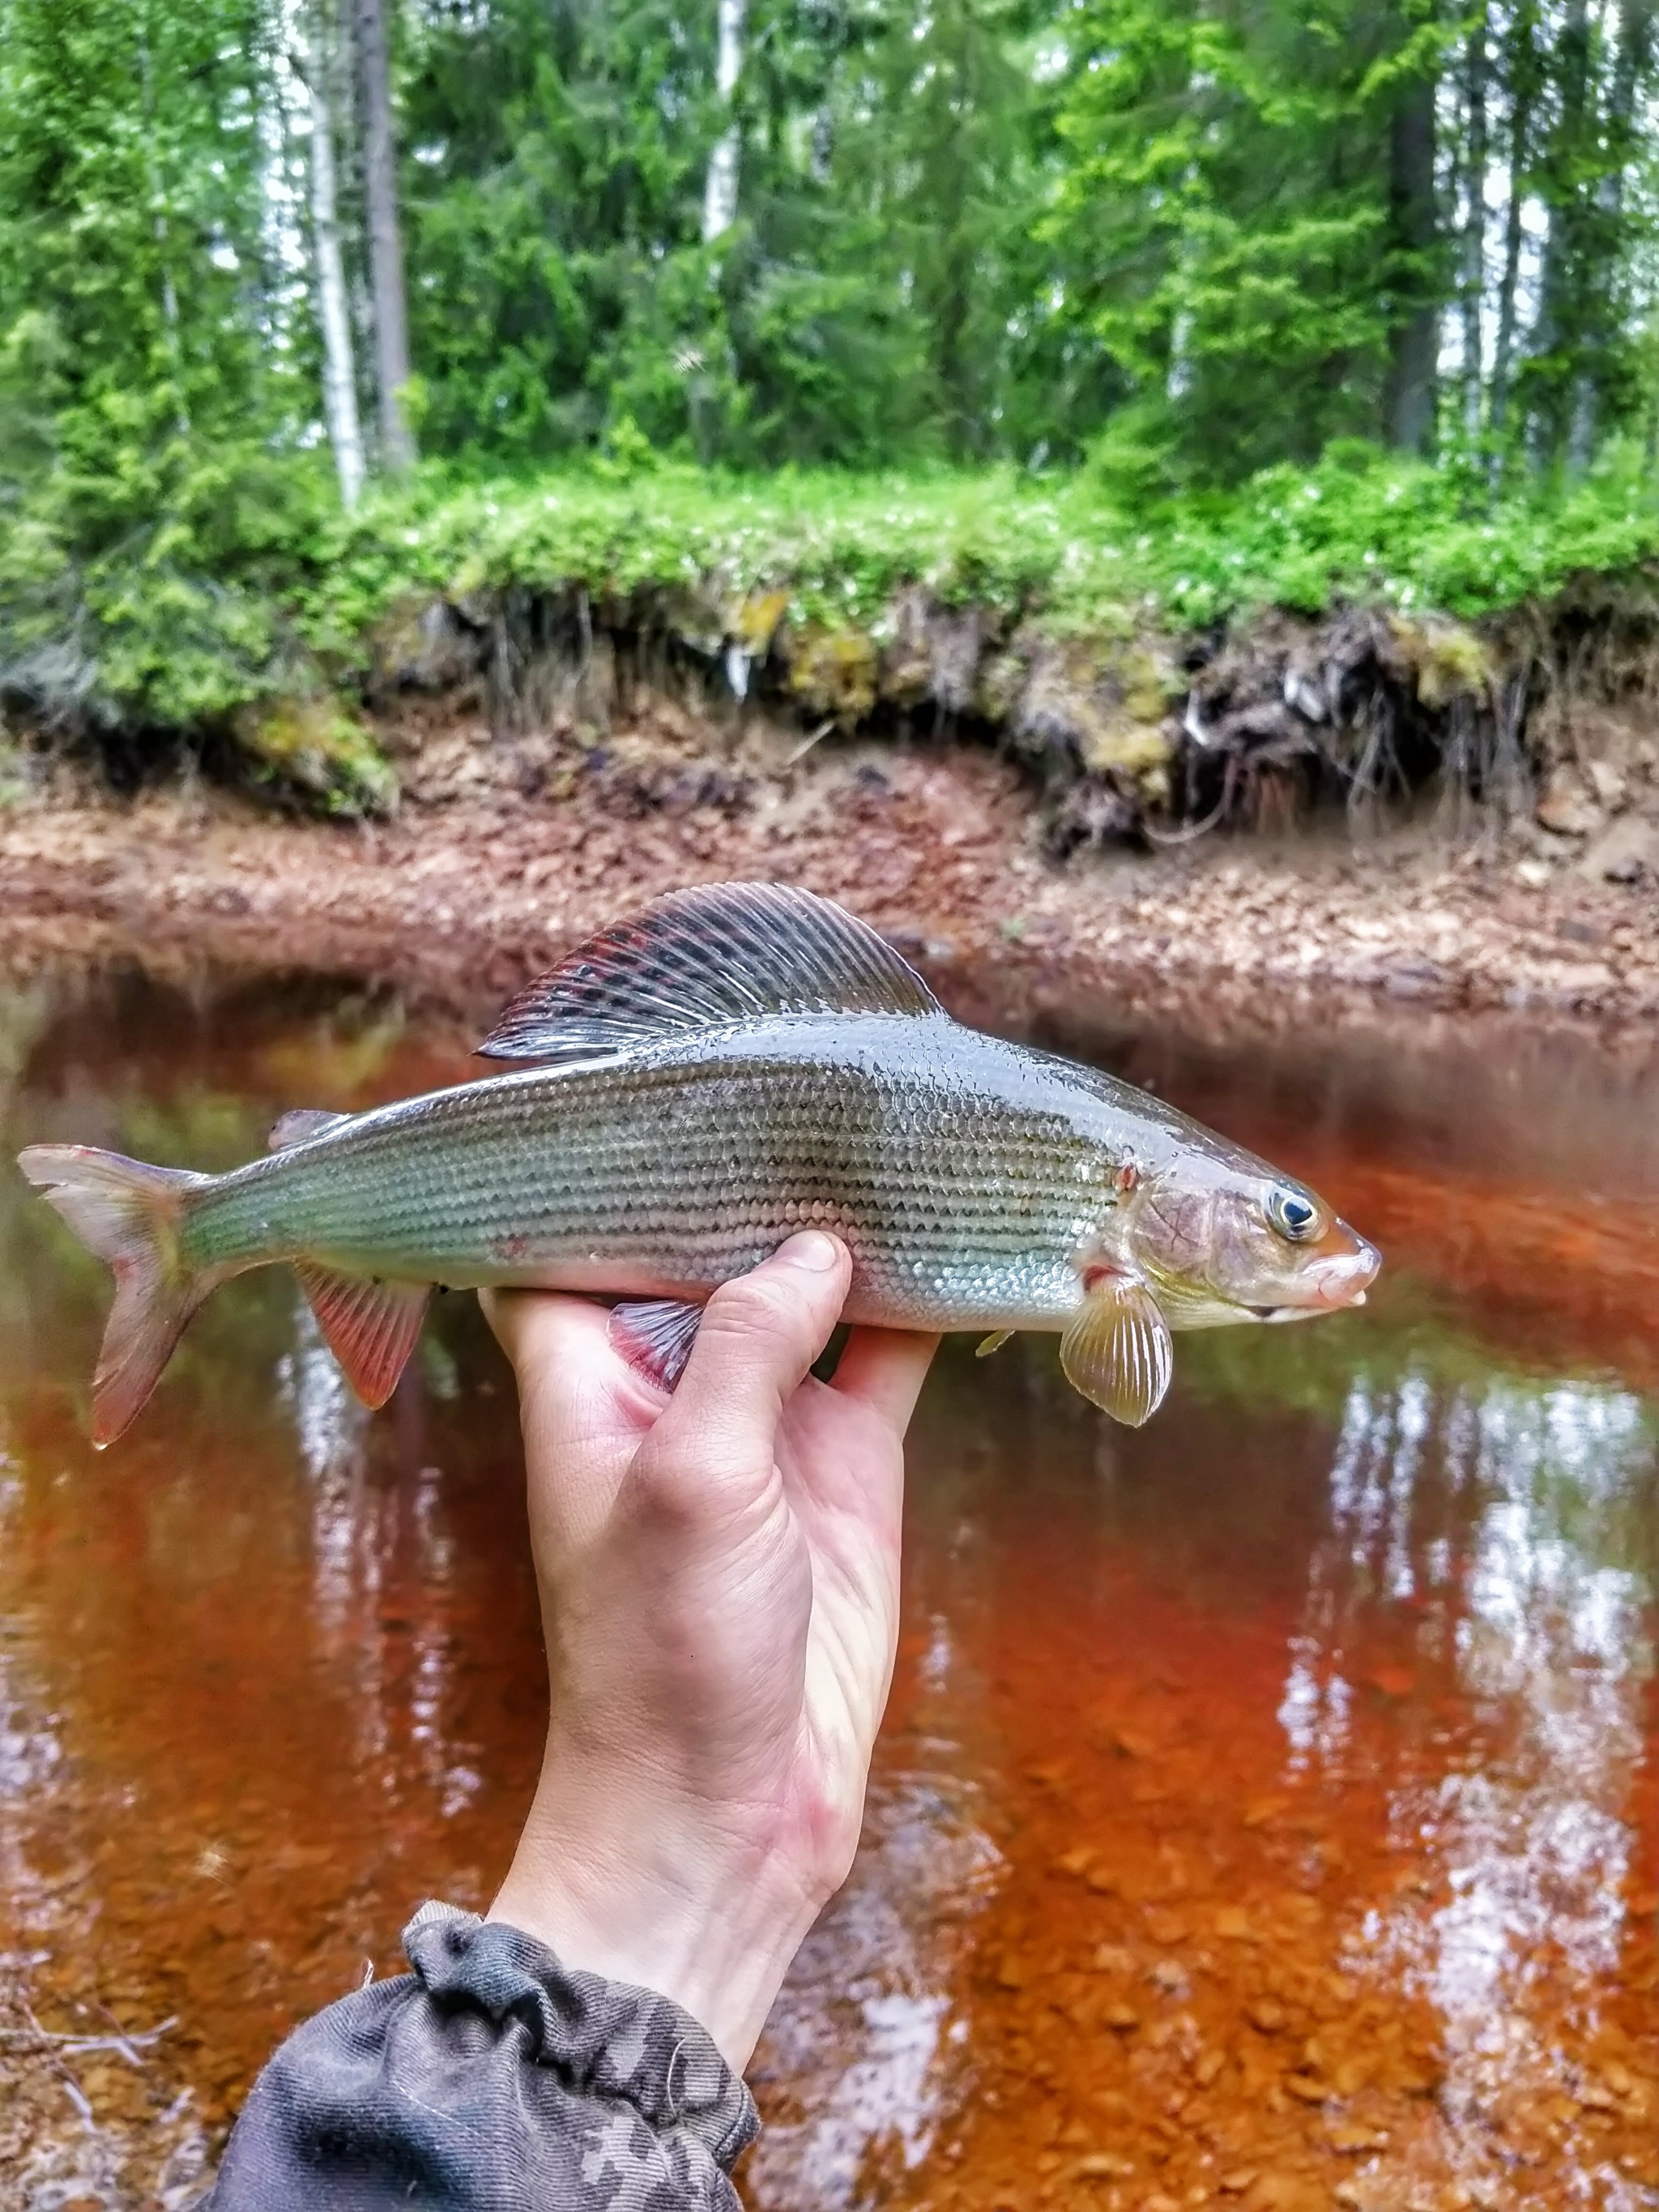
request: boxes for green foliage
[15,435,1659,744]
[305,441,1659,642]
[6,0,1659,753]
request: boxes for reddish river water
[2,966,1656,2211]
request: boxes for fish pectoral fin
[608,1297,705,1394]
[269,1108,348,1152]
[975,1328,1014,1359]
[1060,1278,1174,1428]
[294,1263,429,1409]
[476,882,942,1061]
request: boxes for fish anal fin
[269,1108,348,1152]
[477,883,941,1061]
[608,1297,704,1394]
[1060,1277,1174,1428]
[295,1262,429,1408]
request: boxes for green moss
[784,623,881,723]
[234,695,396,817]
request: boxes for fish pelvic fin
[295,1262,429,1409]
[1060,1276,1174,1428]
[17,1144,212,1449]
[608,1296,705,1393]
[477,882,942,1061]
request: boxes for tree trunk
[305,0,365,507]
[1573,0,1657,463]
[1490,0,1537,435]
[1460,6,1488,436]
[356,0,416,469]
[1531,0,1589,463]
[702,0,746,242]
[1385,66,1439,454]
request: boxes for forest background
[6,0,1659,759]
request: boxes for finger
[645,1232,851,1503]
[480,1290,656,1546]
[830,1326,940,1433]
[484,1290,661,1424]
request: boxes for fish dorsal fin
[295,1262,429,1409]
[270,1108,348,1151]
[1060,1277,1174,1428]
[477,882,941,1062]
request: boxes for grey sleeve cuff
[205,1901,760,2210]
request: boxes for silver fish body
[19,882,1380,1445]
[183,1014,1165,1330]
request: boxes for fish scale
[179,1018,1113,1328]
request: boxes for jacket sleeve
[204,1901,760,2210]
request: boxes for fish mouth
[1308,1234,1382,1308]
[1242,1227,1381,1322]
[1248,1292,1368,1323]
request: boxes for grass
[301,436,1659,643]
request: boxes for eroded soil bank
[2,689,1657,1037]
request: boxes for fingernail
[778,1230,840,1271]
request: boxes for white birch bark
[702,0,746,243]
[304,1,365,507]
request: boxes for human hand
[480,1233,937,2070]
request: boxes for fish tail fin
[18,1144,211,1448]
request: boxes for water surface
[1,966,1656,2211]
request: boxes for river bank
[2,687,1657,1040]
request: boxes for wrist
[486,1752,835,2071]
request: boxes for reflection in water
[750,1614,1001,2210]
[1284,1372,1657,2202]
[2,962,1657,2207]
[275,1296,484,1830]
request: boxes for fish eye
[1267,1187,1320,1243]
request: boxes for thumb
[642,1233,851,1505]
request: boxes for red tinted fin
[608,1297,705,1393]
[294,1263,429,1408]
[477,882,941,1061]
[17,1143,212,1448]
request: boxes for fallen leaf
[1073,2153,1136,2180]
[1243,1796,1291,1830]
[1284,2073,1331,2104]
[1367,1664,1416,1699]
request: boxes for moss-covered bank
[6,448,1659,866]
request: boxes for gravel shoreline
[2,702,1656,1043]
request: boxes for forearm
[206,1903,758,2212]
[487,1747,840,2073]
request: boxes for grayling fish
[18,882,1380,1446]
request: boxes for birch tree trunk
[702,0,746,243]
[356,0,416,469]
[305,0,365,507]
[1460,6,1489,437]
